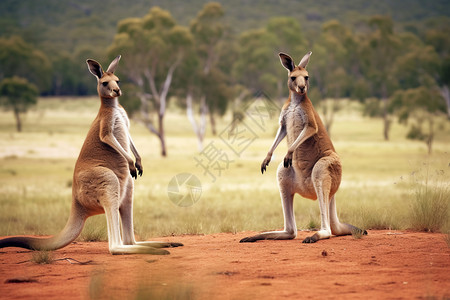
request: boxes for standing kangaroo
[0,55,182,254]
[241,52,366,243]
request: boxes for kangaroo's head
[86,55,122,99]
[279,51,311,95]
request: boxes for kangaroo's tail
[0,202,87,251]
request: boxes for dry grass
[409,166,450,232]
[31,250,54,264]
[0,97,449,240]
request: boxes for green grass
[0,97,449,241]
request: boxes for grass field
[0,96,449,241]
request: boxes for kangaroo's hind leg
[119,176,183,249]
[240,163,297,242]
[302,156,337,243]
[91,169,167,255]
[329,196,367,237]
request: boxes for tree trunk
[382,97,390,141]
[321,100,334,134]
[426,117,434,155]
[14,109,22,132]
[324,114,333,134]
[439,85,450,119]
[383,116,391,141]
[158,113,167,157]
[186,92,207,151]
[142,61,179,157]
[209,110,217,136]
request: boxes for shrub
[31,250,53,264]
[409,168,449,232]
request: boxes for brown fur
[241,52,366,243]
[0,56,182,254]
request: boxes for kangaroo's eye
[290,76,296,81]
[102,82,108,87]
[304,76,309,81]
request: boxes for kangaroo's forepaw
[261,158,271,174]
[135,161,143,177]
[283,158,292,168]
[130,166,138,179]
[283,153,293,168]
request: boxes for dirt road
[1,230,449,299]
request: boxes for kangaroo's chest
[283,105,308,145]
[112,109,130,150]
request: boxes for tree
[422,17,450,118]
[390,87,446,154]
[108,7,192,156]
[187,2,229,142]
[233,17,307,99]
[0,76,38,132]
[311,20,357,133]
[0,36,51,93]
[359,16,401,140]
[233,29,277,96]
[266,17,308,99]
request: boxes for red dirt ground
[0,230,449,299]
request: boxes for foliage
[0,1,449,150]
[186,2,231,138]
[390,86,446,153]
[310,20,358,132]
[233,16,308,99]
[0,36,51,92]
[108,7,193,156]
[0,76,38,132]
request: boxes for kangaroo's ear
[298,51,312,69]
[106,55,121,73]
[279,53,295,72]
[86,59,103,79]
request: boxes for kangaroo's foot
[302,229,331,243]
[350,227,368,236]
[240,230,296,243]
[332,223,368,237]
[109,245,170,255]
[136,241,184,248]
[302,226,368,243]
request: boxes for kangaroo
[241,52,366,243]
[0,55,182,254]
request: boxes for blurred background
[0,0,449,239]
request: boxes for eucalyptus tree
[0,77,38,132]
[233,17,307,100]
[0,36,51,92]
[359,16,401,140]
[311,20,357,133]
[108,7,192,156]
[390,87,446,154]
[423,17,450,118]
[388,33,447,153]
[188,2,229,139]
